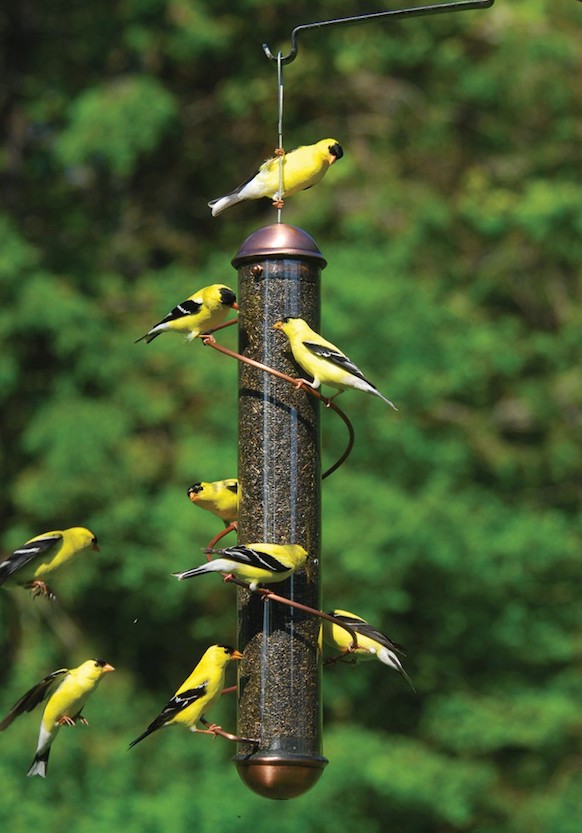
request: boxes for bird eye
[92,537,98,546]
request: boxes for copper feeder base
[233,753,328,800]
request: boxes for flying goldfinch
[274,317,396,409]
[173,543,308,591]
[208,139,343,216]
[135,283,239,344]
[321,609,414,690]
[129,644,242,748]
[0,659,115,777]
[187,479,239,526]
[0,526,99,598]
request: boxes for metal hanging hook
[263,0,495,65]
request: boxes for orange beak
[231,650,244,661]
[232,302,240,310]
[273,321,283,331]
[102,663,115,673]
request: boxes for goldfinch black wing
[128,683,207,748]
[302,341,371,383]
[0,668,68,731]
[331,613,406,656]
[205,545,290,574]
[158,298,203,325]
[0,533,63,585]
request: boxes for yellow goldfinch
[0,659,115,777]
[0,526,99,598]
[274,317,396,409]
[208,139,343,216]
[321,609,414,690]
[173,543,308,591]
[187,479,239,526]
[135,284,239,344]
[129,644,242,748]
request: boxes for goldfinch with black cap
[0,659,115,777]
[0,526,99,598]
[208,139,343,216]
[274,317,396,408]
[173,543,308,591]
[321,609,414,690]
[129,644,242,747]
[135,283,238,344]
[187,479,239,526]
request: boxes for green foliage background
[1,1,581,830]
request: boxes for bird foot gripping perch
[199,716,259,746]
[292,377,335,407]
[194,722,223,736]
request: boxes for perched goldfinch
[321,609,414,690]
[187,479,239,526]
[135,284,239,344]
[129,644,242,748]
[274,317,396,408]
[173,543,308,591]
[0,659,115,777]
[208,139,343,216]
[0,527,99,598]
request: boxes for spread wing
[303,341,371,384]
[210,545,290,574]
[0,668,68,731]
[0,533,62,584]
[331,614,406,656]
[159,298,203,324]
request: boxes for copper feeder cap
[232,224,327,268]
[234,753,328,800]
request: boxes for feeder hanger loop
[263,0,495,64]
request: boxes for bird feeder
[232,224,327,799]
[212,0,494,802]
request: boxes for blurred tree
[1,1,581,831]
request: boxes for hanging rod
[263,0,495,64]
